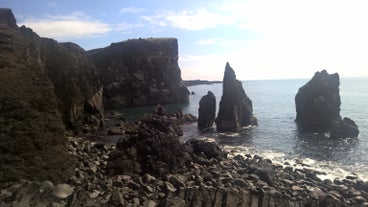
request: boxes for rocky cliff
[40,39,104,132]
[0,8,75,182]
[295,70,359,138]
[89,38,189,108]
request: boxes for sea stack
[198,91,216,130]
[295,70,359,138]
[215,62,257,132]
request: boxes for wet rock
[188,139,227,160]
[198,91,216,130]
[295,70,359,138]
[215,62,257,132]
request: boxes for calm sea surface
[117,78,368,180]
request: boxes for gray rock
[169,175,186,188]
[52,184,74,199]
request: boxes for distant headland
[183,79,222,86]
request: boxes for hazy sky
[3,0,368,80]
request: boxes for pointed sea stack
[295,70,359,138]
[215,63,257,132]
[198,91,216,130]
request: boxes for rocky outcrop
[2,135,368,206]
[107,114,192,177]
[198,91,216,130]
[40,39,104,132]
[216,62,258,132]
[295,70,359,138]
[0,8,75,182]
[88,38,189,108]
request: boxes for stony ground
[2,134,368,207]
[1,113,368,207]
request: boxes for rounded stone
[52,184,74,199]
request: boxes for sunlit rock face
[88,38,189,108]
[0,8,75,182]
[295,70,359,138]
[216,62,258,132]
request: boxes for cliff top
[0,8,16,28]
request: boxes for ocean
[116,77,368,181]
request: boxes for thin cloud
[19,12,112,39]
[141,8,234,31]
[116,22,144,32]
[47,1,60,8]
[197,37,251,46]
[119,7,146,14]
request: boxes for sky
[2,0,368,80]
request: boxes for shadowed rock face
[295,70,359,138]
[41,39,104,132]
[88,38,189,108]
[216,63,258,132]
[0,9,75,182]
[198,91,216,130]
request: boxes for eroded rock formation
[89,38,189,108]
[295,70,359,138]
[0,8,75,182]
[40,39,104,132]
[216,62,258,132]
[198,91,216,130]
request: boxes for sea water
[182,78,368,181]
[115,78,368,181]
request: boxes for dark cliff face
[0,9,75,182]
[41,39,104,132]
[216,63,257,132]
[89,38,189,108]
[295,70,359,138]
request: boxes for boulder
[295,70,359,138]
[188,139,227,160]
[88,38,189,108]
[215,62,257,132]
[0,9,75,182]
[198,91,216,130]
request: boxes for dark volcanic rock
[108,114,192,177]
[89,38,189,108]
[41,39,104,131]
[0,8,16,28]
[198,91,216,130]
[215,62,257,132]
[295,70,359,138]
[0,9,75,182]
[188,139,227,160]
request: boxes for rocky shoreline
[1,117,368,207]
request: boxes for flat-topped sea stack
[89,38,189,108]
[216,62,258,132]
[295,70,359,138]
